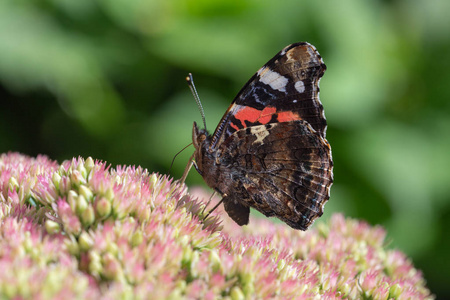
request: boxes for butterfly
[188,42,333,230]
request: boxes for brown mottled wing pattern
[219,121,332,230]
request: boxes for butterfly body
[192,42,333,230]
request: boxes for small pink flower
[359,269,381,294]
[373,281,390,300]
[56,199,82,235]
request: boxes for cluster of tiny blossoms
[0,153,433,299]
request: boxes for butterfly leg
[203,197,224,221]
[180,153,195,184]
[200,191,217,215]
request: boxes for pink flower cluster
[0,152,433,299]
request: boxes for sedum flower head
[0,152,434,299]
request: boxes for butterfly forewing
[210,42,327,150]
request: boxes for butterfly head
[192,121,211,173]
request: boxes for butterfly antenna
[186,73,207,130]
[169,142,193,175]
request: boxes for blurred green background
[1,0,449,297]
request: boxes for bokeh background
[1,0,449,297]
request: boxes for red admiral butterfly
[189,42,333,230]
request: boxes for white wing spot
[257,66,267,76]
[258,68,288,92]
[295,80,305,93]
[251,126,270,145]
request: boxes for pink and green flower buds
[0,153,434,299]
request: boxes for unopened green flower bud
[23,231,32,252]
[106,242,119,257]
[277,258,286,271]
[45,220,60,234]
[149,173,158,188]
[230,286,245,300]
[85,157,94,173]
[79,232,94,251]
[208,232,222,249]
[104,187,114,201]
[179,235,189,247]
[67,190,78,211]
[59,176,72,194]
[70,170,85,185]
[188,250,200,277]
[96,197,111,218]
[76,195,88,214]
[113,202,128,220]
[209,250,221,273]
[58,165,66,176]
[131,231,143,248]
[182,247,193,266]
[137,206,150,223]
[52,172,61,190]
[339,283,351,298]
[81,206,95,227]
[389,283,402,298]
[103,253,123,281]
[79,185,93,202]
[77,163,88,180]
[65,238,80,256]
[89,251,102,277]
[241,272,254,295]
[168,287,183,299]
[8,176,19,191]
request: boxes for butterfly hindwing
[219,121,332,230]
